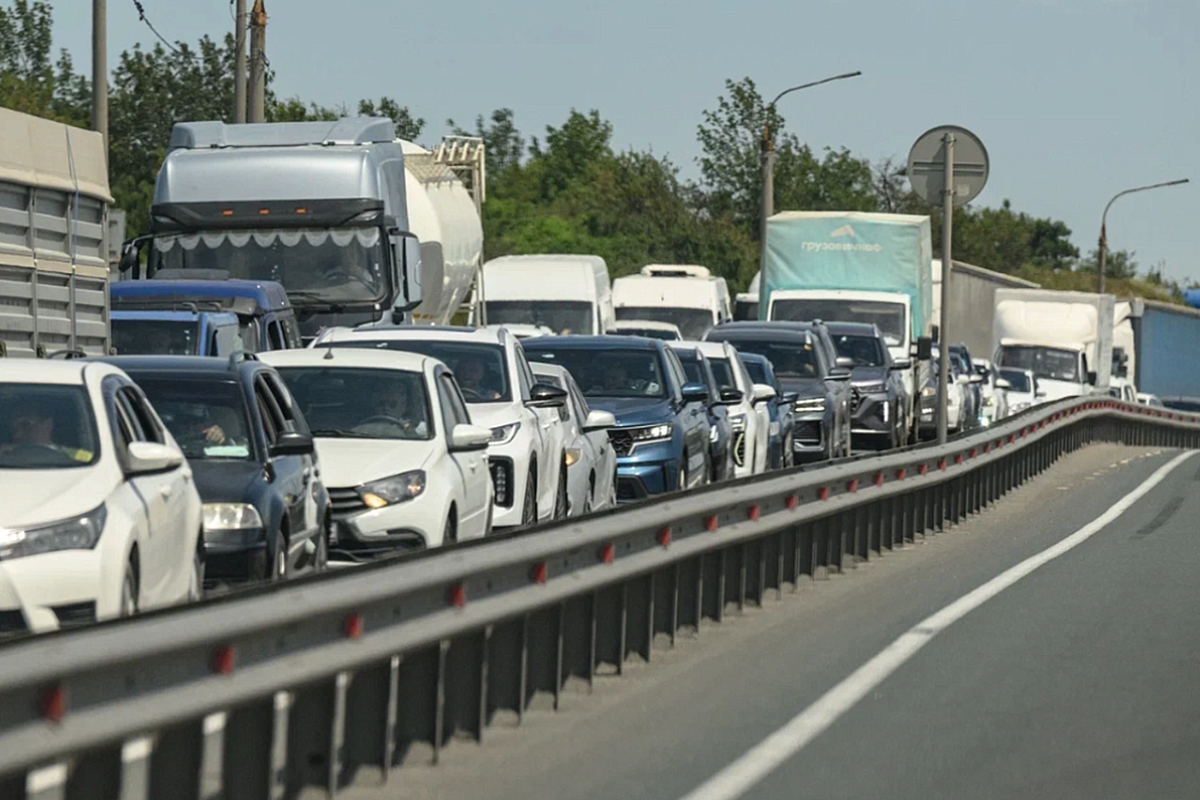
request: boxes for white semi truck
[992,289,1115,401]
[0,108,113,358]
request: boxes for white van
[611,265,732,340]
[477,255,615,335]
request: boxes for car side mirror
[582,409,617,432]
[780,391,798,405]
[127,441,184,474]
[1087,371,1098,386]
[718,387,744,405]
[527,382,568,408]
[890,360,912,371]
[450,423,493,452]
[827,367,852,381]
[270,430,315,458]
[681,381,710,404]
[834,356,855,370]
[995,378,1012,390]
[969,374,984,384]
[916,335,934,359]
[752,383,777,404]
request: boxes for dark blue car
[738,352,797,469]
[668,343,737,483]
[522,336,712,501]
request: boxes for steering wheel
[458,386,484,403]
[0,442,78,467]
[358,415,407,430]
[323,269,374,290]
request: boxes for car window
[262,372,306,434]
[437,372,472,431]
[267,320,287,351]
[274,366,435,441]
[0,383,100,469]
[256,388,280,446]
[282,318,302,349]
[664,348,688,392]
[132,377,255,460]
[514,342,537,401]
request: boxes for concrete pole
[936,132,955,446]
[1097,225,1107,295]
[247,0,267,124]
[92,0,107,145]
[760,125,775,259]
[233,0,247,123]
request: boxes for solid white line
[678,450,1195,800]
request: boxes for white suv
[683,341,773,477]
[0,361,203,634]
[260,348,494,554]
[312,327,569,530]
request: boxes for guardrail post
[737,544,748,610]
[118,737,153,800]
[222,695,278,798]
[147,720,202,800]
[23,764,67,800]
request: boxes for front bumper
[327,488,441,558]
[487,437,533,529]
[791,413,828,460]
[851,393,892,436]
[0,549,117,635]
[612,439,680,502]
[203,528,269,582]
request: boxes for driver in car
[354,386,423,437]
[0,401,93,462]
[455,357,501,401]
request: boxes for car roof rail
[228,350,259,370]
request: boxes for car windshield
[334,341,510,403]
[134,378,254,460]
[718,339,821,379]
[0,384,99,469]
[485,301,594,335]
[274,367,433,441]
[770,299,906,344]
[999,369,1032,393]
[615,306,715,340]
[832,334,886,367]
[150,227,388,306]
[112,319,200,356]
[743,359,769,385]
[527,348,666,398]
[998,345,1079,382]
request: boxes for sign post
[907,125,989,444]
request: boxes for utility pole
[247,0,267,124]
[92,0,107,145]
[233,0,247,123]
[936,132,954,446]
[1097,179,1189,295]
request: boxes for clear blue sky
[52,0,1198,282]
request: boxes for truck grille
[795,421,823,446]
[489,457,514,507]
[609,428,635,457]
[328,487,367,518]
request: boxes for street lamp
[760,71,862,251]
[1097,178,1189,294]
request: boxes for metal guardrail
[1,397,1198,800]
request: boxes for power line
[130,0,179,53]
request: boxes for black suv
[825,321,909,450]
[94,354,329,585]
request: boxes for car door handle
[159,485,173,499]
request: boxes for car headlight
[709,425,720,444]
[794,398,826,414]
[203,503,264,531]
[626,423,673,444]
[1011,401,1031,413]
[0,503,107,560]
[921,386,936,398]
[984,397,995,407]
[490,422,521,445]
[857,382,886,394]
[729,414,747,432]
[565,447,583,467]
[359,471,427,508]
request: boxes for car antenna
[323,342,335,360]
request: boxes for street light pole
[92,0,107,146]
[759,71,862,253]
[1097,178,1189,294]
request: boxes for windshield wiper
[309,429,379,439]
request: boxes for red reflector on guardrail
[39,684,66,722]
[658,527,672,547]
[705,515,719,531]
[1008,434,1016,444]
[818,487,830,501]
[847,479,858,493]
[939,458,947,471]
[896,468,907,480]
[970,448,978,459]
[344,613,364,639]
[955,454,964,465]
[599,544,615,564]
[213,646,236,675]
[530,563,548,584]
[874,473,884,487]
[786,495,799,510]
[448,583,466,607]
[747,506,760,521]
[919,463,928,475]
[984,443,991,453]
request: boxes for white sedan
[260,348,494,555]
[0,361,203,634]
[531,363,618,516]
[679,341,774,477]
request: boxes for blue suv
[523,336,712,501]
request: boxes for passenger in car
[0,400,92,462]
[456,356,501,401]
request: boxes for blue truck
[110,276,300,356]
[1113,298,1200,400]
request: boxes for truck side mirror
[915,336,933,360]
[1087,371,1098,386]
[119,238,145,279]
[391,232,423,314]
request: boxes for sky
[49,0,1199,282]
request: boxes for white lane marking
[678,450,1196,800]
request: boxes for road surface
[341,444,1198,800]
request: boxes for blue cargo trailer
[1114,299,1200,397]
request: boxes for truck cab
[110,307,242,357]
[612,265,732,340]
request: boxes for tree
[0,0,88,124]
[1079,247,1138,280]
[357,97,423,140]
[449,108,525,177]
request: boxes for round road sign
[906,125,989,208]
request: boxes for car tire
[270,530,287,582]
[444,508,458,546]
[521,469,537,527]
[678,458,689,492]
[120,556,139,617]
[554,461,568,520]
[188,534,205,602]
[314,520,329,572]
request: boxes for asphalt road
[342,444,1197,800]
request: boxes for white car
[312,326,569,530]
[997,367,1041,414]
[972,358,1010,425]
[1137,392,1163,407]
[678,341,773,477]
[260,348,493,554]
[0,361,203,634]
[530,363,618,516]
[1108,376,1137,404]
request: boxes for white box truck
[0,108,112,358]
[477,254,615,335]
[611,265,732,340]
[992,289,1115,401]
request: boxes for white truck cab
[477,255,615,335]
[612,265,731,340]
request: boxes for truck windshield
[771,300,905,345]
[998,346,1079,382]
[832,334,886,367]
[484,301,594,335]
[615,307,714,340]
[150,228,387,306]
[112,319,200,356]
